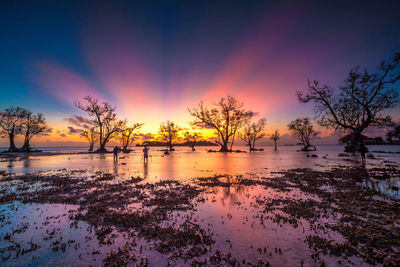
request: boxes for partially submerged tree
[288,118,316,151]
[158,121,180,151]
[21,112,50,152]
[0,107,26,152]
[183,131,200,151]
[189,95,254,152]
[76,96,123,152]
[386,123,400,143]
[297,52,400,152]
[239,118,266,151]
[270,130,280,151]
[81,127,98,152]
[117,120,143,152]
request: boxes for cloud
[67,126,84,135]
[59,133,67,138]
[65,115,93,130]
[191,122,215,129]
[41,128,53,136]
[133,133,155,141]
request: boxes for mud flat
[0,165,399,266]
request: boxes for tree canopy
[288,118,316,151]
[240,118,266,151]
[298,52,400,151]
[158,121,180,151]
[76,96,124,152]
[189,95,254,152]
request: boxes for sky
[1,0,400,146]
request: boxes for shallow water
[1,145,400,266]
[2,145,399,199]
[2,145,400,177]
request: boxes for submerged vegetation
[0,163,399,266]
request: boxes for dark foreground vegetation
[1,165,399,266]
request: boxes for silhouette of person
[113,146,119,162]
[357,141,368,164]
[143,145,149,164]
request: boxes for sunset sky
[1,0,400,146]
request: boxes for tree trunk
[21,139,30,152]
[219,143,229,152]
[123,144,129,152]
[302,141,316,151]
[345,129,363,153]
[88,144,94,152]
[302,144,316,151]
[8,132,18,152]
[274,140,277,151]
[97,142,108,153]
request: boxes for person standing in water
[113,146,119,162]
[143,145,149,164]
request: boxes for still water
[2,145,400,179]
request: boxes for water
[2,144,399,199]
[1,145,399,266]
[2,145,399,178]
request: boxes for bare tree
[118,120,143,152]
[297,52,400,152]
[159,121,180,151]
[21,112,50,152]
[76,96,123,152]
[183,131,200,151]
[270,130,280,151]
[81,127,98,152]
[189,95,254,152]
[239,118,266,151]
[386,123,400,143]
[0,107,26,152]
[66,115,98,151]
[288,118,316,151]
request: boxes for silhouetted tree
[288,118,316,151]
[270,130,280,151]
[21,112,49,152]
[184,131,200,151]
[386,123,400,142]
[81,127,98,152]
[240,118,266,151]
[159,121,180,151]
[76,96,123,152]
[0,107,26,152]
[298,52,400,152]
[118,120,143,152]
[189,95,254,152]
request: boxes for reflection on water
[1,146,399,266]
[362,176,400,199]
[143,162,148,178]
[1,145,399,178]
[1,145,399,198]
